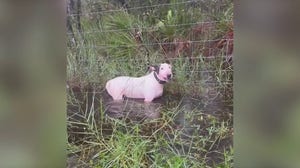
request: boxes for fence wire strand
[67,0,233,101]
[68,0,224,16]
[67,20,231,35]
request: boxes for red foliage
[203,28,234,57]
[163,38,191,59]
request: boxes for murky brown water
[67,83,233,167]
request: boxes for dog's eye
[161,67,163,70]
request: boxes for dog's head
[149,63,173,82]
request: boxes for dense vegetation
[67,0,233,167]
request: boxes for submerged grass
[67,0,233,167]
[67,89,233,167]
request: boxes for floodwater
[67,83,233,167]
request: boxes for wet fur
[106,63,172,102]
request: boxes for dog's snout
[167,74,172,79]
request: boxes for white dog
[106,63,173,102]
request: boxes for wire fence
[67,0,230,16]
[66,20,231,35]
[67,0,233,102]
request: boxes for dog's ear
[148,65,160,73]
[148,66,154,72]
[154,65,159,73]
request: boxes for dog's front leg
[144,98,153,102]
[144,94,154,102]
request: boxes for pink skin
[106,63,173,102]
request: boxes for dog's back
[106,76,146,100]
[105,63,172,102]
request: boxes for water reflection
[67,86,233,167]
[105,99,162,121]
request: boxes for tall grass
[67,0,233,88]
[67,0,233,167]
[67,91,233,167]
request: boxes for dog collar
[154,72,166,84]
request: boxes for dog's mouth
[163,74,172,81]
